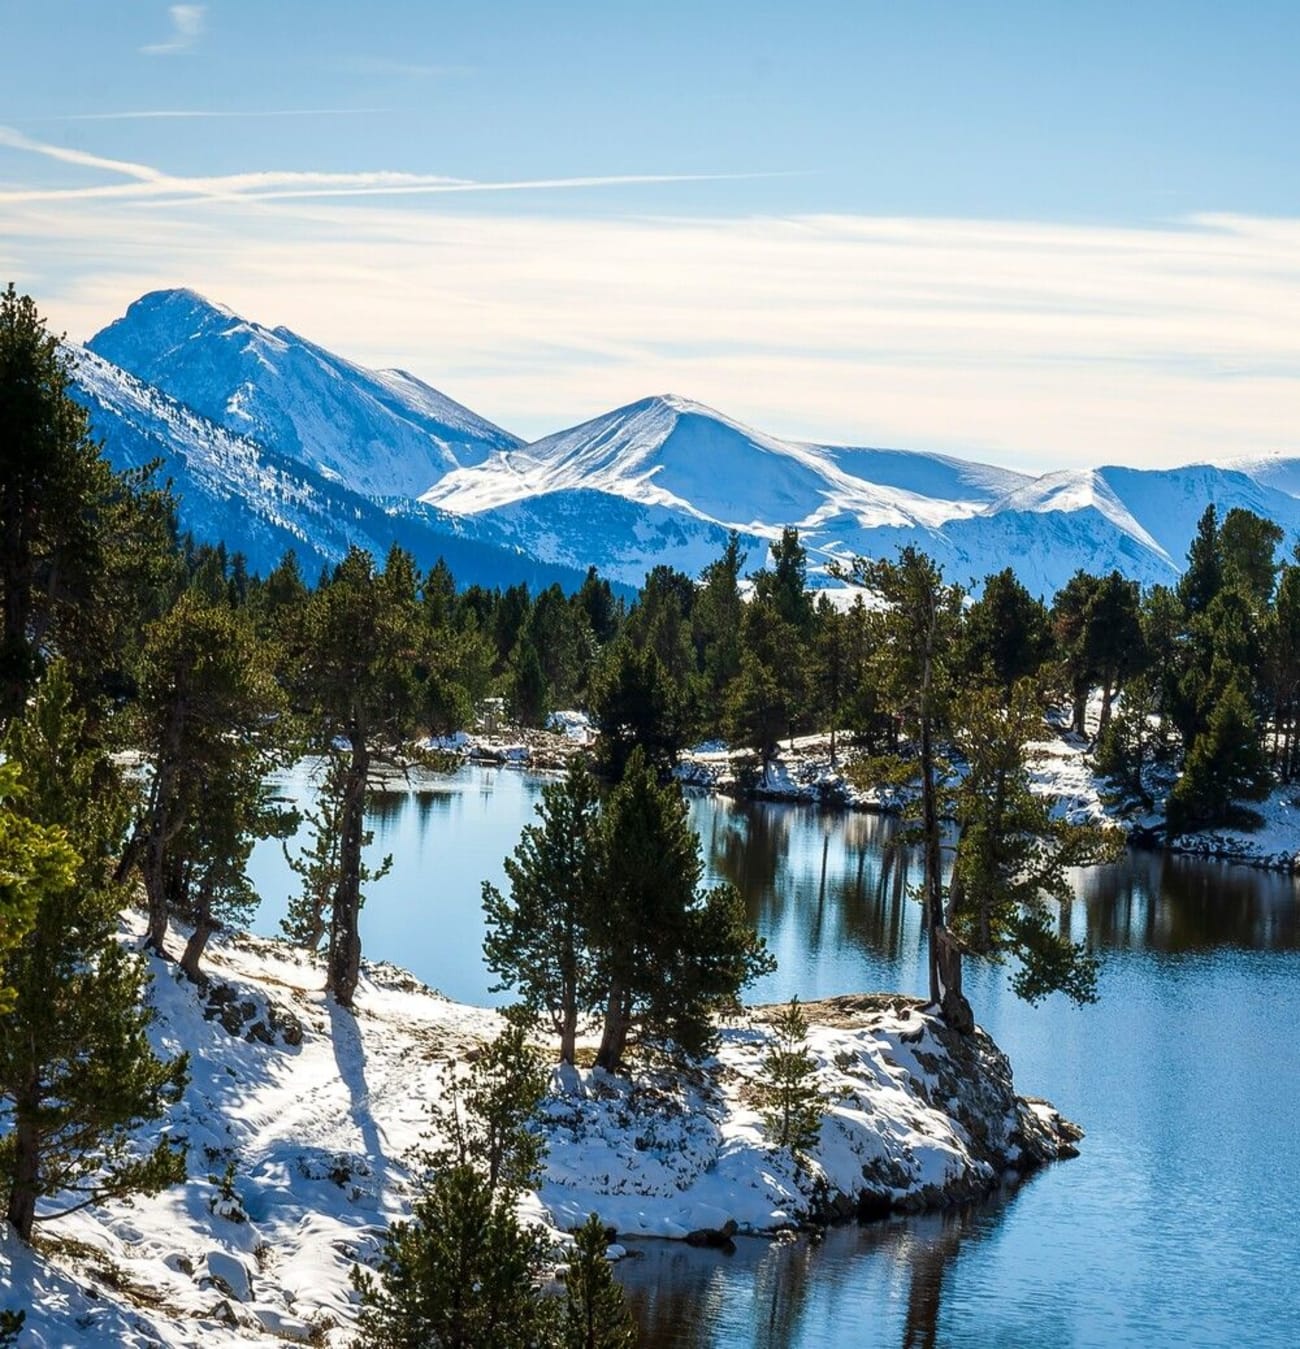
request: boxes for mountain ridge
[80,289,1300,596]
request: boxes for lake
[249,762,1300,1349]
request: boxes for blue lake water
[249,763,1300,1349]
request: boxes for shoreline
[427,720,1300,875]
[1,919,1079,1346]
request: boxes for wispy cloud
[140,4,206,57]
[2,131,1295,471]
[0,126,167,184]
[43,108,390,123]
[0,127,790,205]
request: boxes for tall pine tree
[0,667,187,1241]
[483,762,604,1065]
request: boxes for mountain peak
[87,290,522,498]
[122,287,238,327]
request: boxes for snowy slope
[70,345,602,594]
[465,487,773,588]
[425,394,998,533]
[1096,463,1300,567]
[88,290,521,499]
[1,915,1073,1347]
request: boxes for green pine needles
[562,1214,637,1349]
[0,667,188,1241]
[757,997,825,1160]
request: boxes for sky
[1,0,1297,469]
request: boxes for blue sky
[1,1,1297,467]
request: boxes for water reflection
[1076,849,1300,951]
[251,767,1300,1008]
[618,1184,1034,1349]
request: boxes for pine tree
[593,749,773,1071]
[1083,572,1146,738]
[575,566,621,647]
[1093,674,1156,807]
[0,667,187,1241]
[355,1024,558,1348]
[1050,570,1102,735]
[132,590,288,963]
[483,762,604,1064]
[948,681,1114,1006]
[1178,504,1222,617]
[353,1164,557,1349]
[752,527,814,637]
[292,545,429,1007]
[1220,507,1282,610]
[589,638,688,781]
[724,644,786,774]
[1167,680,1271,833]
[726,597,806,768]
[691,532,746,731]
[0,762,75,1013]
[282,758,392,952]
[510,638,549,727]
[757,997,824,1159]
[0,287,173,727]
[962,568,1052,698]
[1267,562,1300,781]
[423,1023,550,1199]
[839,548,965,1024]
[562,1214,637,1349]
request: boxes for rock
[210,1299,239,1326]
[276,1010,304,1046]
[203,1250,255,1302]
[252,1307,314,1341]
[684,1222,738,1253]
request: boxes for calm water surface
[249,763,1300,1349]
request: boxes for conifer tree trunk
[595,984,630,1072]
[327,736,369,1008]
[0,552,31,727]
[142,708,185,954]
[6,1082,39,1241]
[179,883,216,984]
[560,973,579,1067]
[1098,677,1116,739]
[919,710,944,1009]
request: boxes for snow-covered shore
[430,706,1300,872]
[675,724,1300,874]
[1,918,1077,1347]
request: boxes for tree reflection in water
[616,1181,1036,1349]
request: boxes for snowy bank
[540,994,1078,1242]
[1,924,1076,1346]
[676,721,1300,872]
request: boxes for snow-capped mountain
[78,290,1300,597]
[69,344,600,593]
[425,391,1300,593]
[88,289,521,499]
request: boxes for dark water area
[249,764,1300,1348]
